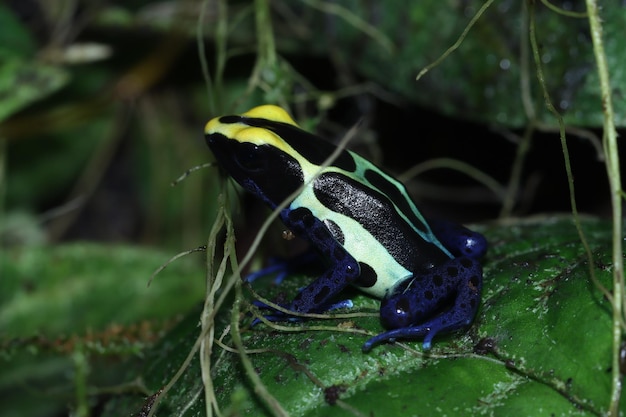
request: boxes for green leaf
[292,1,626,128]
[0,4,37,58]
[0,57,69,122]
[101,216,621,416]
[0,4,69,122]
[0,243,206,337]
[5,106,113,208]
[0,243,207,417]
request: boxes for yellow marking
[243,105,298,126]
[204,105,300,154]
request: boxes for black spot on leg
[424,290,434,300]
[469,275,480,291]
[447,267,459,277]
[460,258,473,268]
[314,286,331,305]
[304,215,315,228]
[354,262,377,288]
[288,207,312,225]
[433,275,444,286]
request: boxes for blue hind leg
[428,218,487,259]
[362,257,482,352]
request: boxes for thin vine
[584,0,624,414]
[528,0,611,323]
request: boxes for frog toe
[362,319,472,352]
[362,326,431,352]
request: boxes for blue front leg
[253,206,359,316]
[362,256,483,352]
[286,207,360,312]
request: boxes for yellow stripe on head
[242,105,298,126]
[204,105,299,154]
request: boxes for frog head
[205,105,353,208]
[204,105,307,207]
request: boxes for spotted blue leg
[362,256,483,352]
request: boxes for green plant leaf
[0,5,70,122]
[0,243,207,417]
[0,4,37,58]
[289,0,625,128]
[0,56,69,123]
[0,243,206,336]
[101,216,620,416]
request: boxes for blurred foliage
[0,243,206,416]
[285,0,625,127]
[0,0,623,416]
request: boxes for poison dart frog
[205,105,487,352]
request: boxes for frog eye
[235,143,267,172]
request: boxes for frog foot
[362,257,482,352]
[361,320,464,352]
[362,326,431,352]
